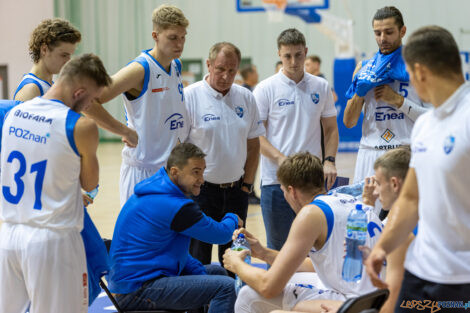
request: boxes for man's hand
[122,127,138,148]
[359,245,371,263]
[365,246,389,289]
[232,214,244,228]
[241,186,250,194]
[223,248,249,274]
[277,154,287,167]
[374,85,404,108]
[323,161,337,191]
[232,228,264,259]
[362,176,378,206]
[82,193,93,207]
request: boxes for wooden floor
[89,143,358,262]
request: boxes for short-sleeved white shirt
[254,71,336,185]
[185,76,265,184]
[405,82,470,284]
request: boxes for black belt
[204,178,242,189]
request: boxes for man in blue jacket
[108,143,242,312]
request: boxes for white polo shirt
[254,71,336,185]
[405,82,470,284]
[184,76,265,184]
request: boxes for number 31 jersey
[0,97,83,231]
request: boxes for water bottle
[231,233,251,294]
[85,185,99,200]
[330,181,365,197]
[342,203,367,282]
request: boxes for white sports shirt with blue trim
[184,77,265,184]
[121,50,189,169]
[254,71,337,186]
[14,73,52,99]
[360,78,430,151]
[308,193,383,297]
[405,82,470,284]
[0,97,83,230]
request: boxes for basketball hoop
[262,0,287,22]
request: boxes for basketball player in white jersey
[223,152,383,313]
[343,7,430,183]
[282,148,414,313]
[13,18,136,164]
[14,18,81,101]
[367,26,470,312]
[84,4,189,206]
[0,54,111,313]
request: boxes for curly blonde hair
[29,18,81,63]
[152,4,189,31]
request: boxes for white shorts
[353,148,386,183]
[0,223,88,313]
[119,162,158,208]
[234,273,345,313]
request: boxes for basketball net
[262,0,287,23]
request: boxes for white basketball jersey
[121,50,189,169]
[14,73,52,99]
[360,80,422,150]
[308,193,384,297]
[0,97,83,230]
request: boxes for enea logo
[235,106,244,118]
[202,114,221,122]
[375,106,404,121]
[381,128,395,143]
[277,99,294,107]
[311,93,320,104]
[413,141,427,153]
[443,135,455,155]
[164,113,184,130]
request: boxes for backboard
[236,0,329,23]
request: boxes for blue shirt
[108,167,238,294]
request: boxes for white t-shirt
[405,82,470,284]
[309,193,383,297]
[360,80,430,150]
[121,50,189,170]
[185,77,265,184]
[1,97,83,230]
[254,71,336,185]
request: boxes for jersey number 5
[399,82,409,98]
[2,150,47,210]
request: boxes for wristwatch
[323,156,336,164]
[241,182,254,193]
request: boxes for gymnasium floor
[85,142,358,312]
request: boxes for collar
[434,82,470,119]
[278,70,307,86]
[203,74,231,99]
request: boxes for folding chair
[100,239,186,313]
[336,289,390,313]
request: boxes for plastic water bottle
[231,233,251,294]
[85,185,99,200]
[330,181,365,197]
[342,203,367,282]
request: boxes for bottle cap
[238,233,245,239]
[355,203,362,210]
